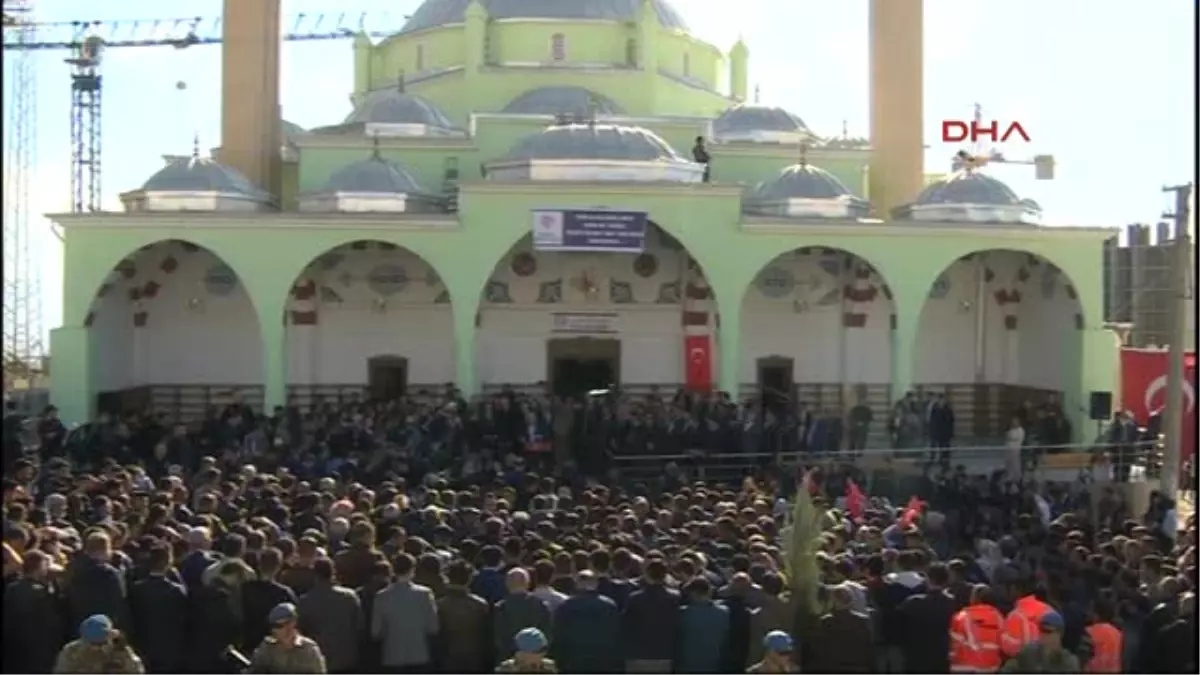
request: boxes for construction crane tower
[3,9,412,212]
[2,0,45,386]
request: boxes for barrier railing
[609,440,1165,493]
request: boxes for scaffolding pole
[1160,183,1193,501]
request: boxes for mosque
[47,0,1118,447]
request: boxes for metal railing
[608,440,1165,494]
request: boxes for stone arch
[477,220,719,391]
[912,247,1086,441]
[741,246,899,434]
[83,238,264,401]
[284,239,455,396]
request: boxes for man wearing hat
[53,614,144,674]
[1001,611,1081,673]
[495,627,557,673]
[248,602,327,674]
[747,631,798,674]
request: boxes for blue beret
[514,627,548,652]
[763,630,794,653]
[268,602,298,626]
[80,614,113,644]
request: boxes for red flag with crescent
[1120,347,1197,463]
[684,335,712,391]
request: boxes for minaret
[729,38,749,102]
[220,0,282,201]
[464,0,488,97]
[353,32,374,96]
[868,0,924,219]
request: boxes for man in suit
[178,526,220,593]
[553,570,623,674]
[128,543,189,673]
[811,584,874,673]
[241,547,298,653]
[298,557,364,674]
[372,552,439,673]
[66,531,129,634]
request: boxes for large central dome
[399,0,689,35]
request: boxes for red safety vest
[1085,622,1123,673]
[1000,596,1053,658]
[950,604,1004,673]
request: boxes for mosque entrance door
[547,338,620,398]
[367,355,408,401]
[757,356,794,410]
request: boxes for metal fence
[608,440,1166,501]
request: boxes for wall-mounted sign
[532,209,647,253]
[551,312,618,334]
[367,264,409,296]
[204,263,238,296]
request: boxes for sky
[3,0,1196,342]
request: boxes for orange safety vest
[950,604,1004,673]
[1085,622,1123,673]
[1000,596,1052,658]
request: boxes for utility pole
[1160,183,1193,500]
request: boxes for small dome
[713,104,810,142]
[897,171,1041,224]
[914,171,1022,207]
[322,156,427,194]
[744,163,868,219]
[142,157,266,197]
[399,0,689,35]
[345,89,458,129]
[751,164,860,201]
[281,119,305,138]
[502,123,686,162]
[502,86,625,117]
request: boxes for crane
[3,0,44,384]
[3,10,413,214]
[951,102,1056,180]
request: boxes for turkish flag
[846,480,867,521]
[1120,347,1197,463]
[684,335,712,391]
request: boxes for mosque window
[625,38,637,67]
[551,33,566,62]
[415,44,424,71]
[683,53,690,76]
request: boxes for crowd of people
[1,387,1195,674]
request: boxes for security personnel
[248,602,327,674]
[949,585,1004,673]
[1083,602,1123,673]
[1000,584,1054,659]
[495,628,558,674]
[747,631,799,673]
[54,614,145,674]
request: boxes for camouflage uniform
[248,635,327,674]
[1001,643,1082,674]
[53,639,145,674]
[746,659,798,673]
[495,656,559,673]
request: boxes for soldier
[248,602,328,674]
[747,631,798,674]
[53,614,145,674]
[495,627,558,674]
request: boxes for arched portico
[475,221,719,395]
[53,236,265,423]
[740,245,899,441]
[283,239,456,405]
